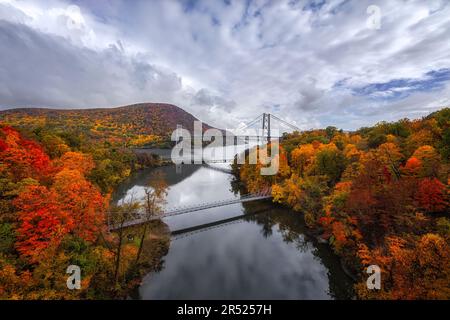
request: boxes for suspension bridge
[160,112,302,164]
[233,112,301,142]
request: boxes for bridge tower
[262,113,271,143]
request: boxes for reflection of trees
[112,164,201,202]
[241,200,355,300]
[261,220,273,238]
[229,174,244,196]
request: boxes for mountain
[0,103,216,137]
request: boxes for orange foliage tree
[412,145,441,177]
[357,234,450,299]
[52,169,106,242]
[58,151,95,175]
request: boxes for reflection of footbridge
[170,205,278,241]
[171,214,248,241]
[109,189,272,231]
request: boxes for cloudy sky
[0,0,449,130]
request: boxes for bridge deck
[109,193,272,230]
[203,162,233,174]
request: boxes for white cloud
[0,0,449,130]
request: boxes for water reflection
[114,165,354,300]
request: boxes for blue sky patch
[302,0,326,12]
[352,68,450,100]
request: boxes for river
[113,161,354,300]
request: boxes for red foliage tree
[0,126,51,181]
[415,178,447,213]
[0,139,7,152]
[13,186,74,262]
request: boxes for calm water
[113,164,354,299]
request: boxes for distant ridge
[0,103,218,136]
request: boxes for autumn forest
[1,104,449,299]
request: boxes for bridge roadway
[109,191,272,231]
[202,162,233,174]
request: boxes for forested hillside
[236,108,450,299]
[0,103,215,147]
[0,103,216,193]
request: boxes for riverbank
[107,153,173,299]
[115,220,171,299]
